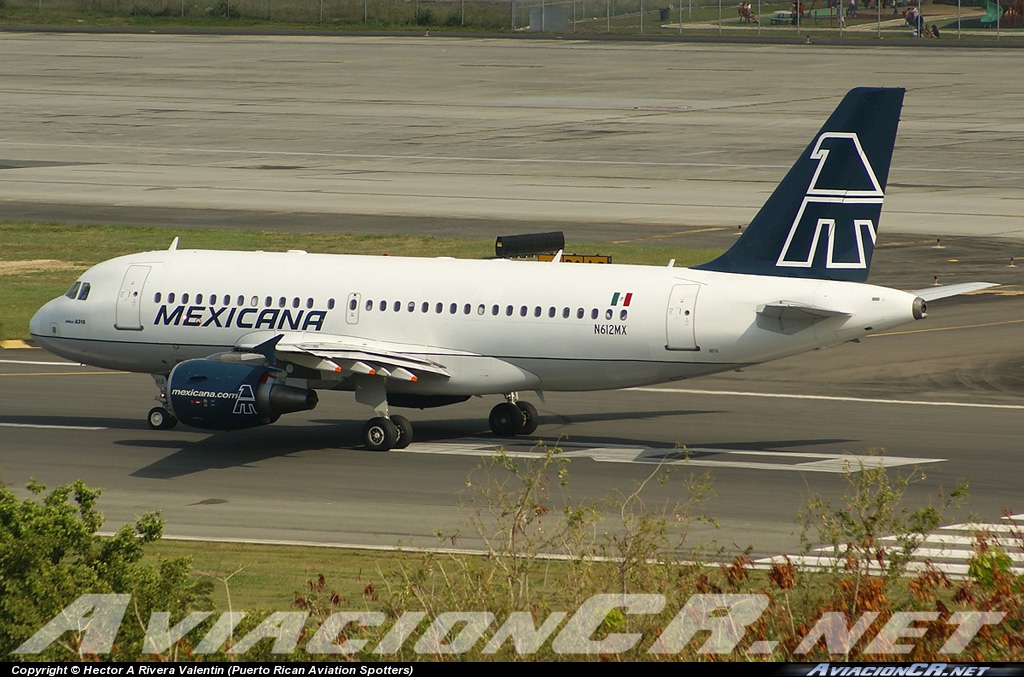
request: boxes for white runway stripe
[631,387,1024,411]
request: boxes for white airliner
[29,88,993,451]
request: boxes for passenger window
[393,301,401,312]
[505,305,513,317]
[182,293,190,304]
[477,304,485,316]
[251,296,258,307]
[379,300,387,312]
[620,309,628,321]
[328,298,335,310]
[366,299,373,311]
[449,303,457,314]
[533,307,541,318]
[293,298,300,309]
[520,306,527,317]
[435,302,443,314]
[154,292,162,303]
[77,283,91,301]
[605,309,613,320]
[464,304,471,315]
[264,296,272,308]
[279,297,286,308]
[548,307,555,318]
[408,301,415,312]
[591,309,599,320]
[169,292,176,304]
[492,305,499,316]
[65,282,81,300]
[562,307,569,319]
[349,298,358,311]
[209,294,217,306]
[224,295,231,306]
[576,308,584,319]
[306,298,314,309]
[421,302,429,313]
[237,295,244,306]
[196,293,204,304]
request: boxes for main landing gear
[362,414,413,452]
[147,374,178,430]
[488,394,538,437]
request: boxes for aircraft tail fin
[695,87,905,282]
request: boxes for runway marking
[610,227,728,244]
[401,439,941,474]
[0,422,107,431]
[0,359,82,366]
[630,387,1024,411]
[757,513,1024,578]
[870,317,1024,337]
[8,141,1024,175]
[0,371,128,377]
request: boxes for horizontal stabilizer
[912,282,998,302]
[757,301,851,323]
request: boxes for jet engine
[167,360,317,430]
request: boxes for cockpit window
[77,282,91,301]
[65,282,82,299]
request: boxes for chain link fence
[0,0,996,37]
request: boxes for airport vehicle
[29,88,992,450]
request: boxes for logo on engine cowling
[232,384,258,415]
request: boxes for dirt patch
[0,259,86,276]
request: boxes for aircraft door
[115,265,151,331]
[665,283,700,351]
[346,292,360,325]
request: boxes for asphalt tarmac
[2,33,1023,565]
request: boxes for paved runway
[3,33,1024,242]
[4,292,1024,560]
[2,33,1024,565]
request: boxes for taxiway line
[630,387,1024,410]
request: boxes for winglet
[695,88,905,282]
[168,236,180,251]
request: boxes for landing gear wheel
[147,407,178,430]
[390,415,413,450]
[489,402,524,437]
[364,416,398,451]
[516,401,539,436]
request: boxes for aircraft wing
[911,282,999,302]
[234,331,457,382]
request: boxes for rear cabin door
[665,283,700,351]
[115,265,151,331]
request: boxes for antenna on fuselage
[168,237,179,251]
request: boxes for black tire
[390,415,413,450]
[364,416,398,451]
[147,407,177,430]
[489,402,524,437]
[516,401,539,436]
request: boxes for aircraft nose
[29,298,57,340]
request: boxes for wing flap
[234,331,455,380]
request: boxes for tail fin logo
[776,132,884,271]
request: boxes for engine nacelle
[167,359,317,431]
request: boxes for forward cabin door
[115,265,151,331]
[665,283,700,351]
